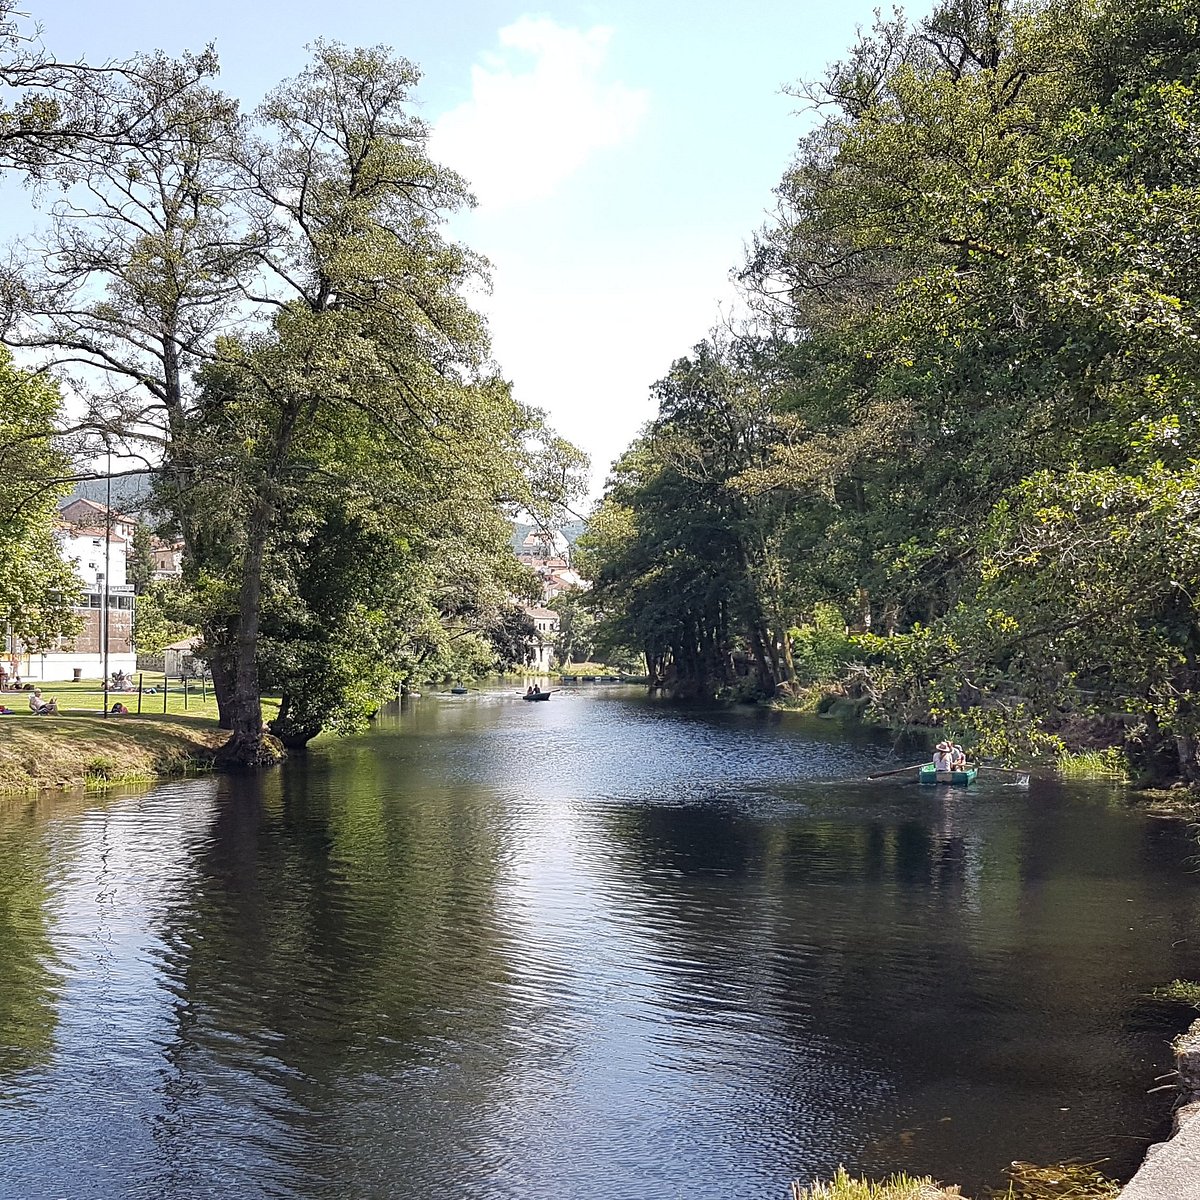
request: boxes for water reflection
[0,689,1197,1199]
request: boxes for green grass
[1,675,279,724]
[791,1169,961,1199]
[1056,748,1128,781]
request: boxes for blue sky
[30,1,927,494]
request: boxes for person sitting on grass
[28,688,58,715]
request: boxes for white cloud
[431,17,648,211]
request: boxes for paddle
[867,763,925,779]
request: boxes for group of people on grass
[932,740,967,772]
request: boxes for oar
[867,763,925,780]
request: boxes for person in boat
[525,686,534,697]
[532,683,542,696]
[950,744,967,770]
[932,741,953,771]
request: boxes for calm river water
[1,687,1199,1199]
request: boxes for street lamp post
[102,442,111,718]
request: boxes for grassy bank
[1,674,236,722]
[0,676,288,793]
[0,713,227,793]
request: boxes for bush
[791,604,855,686]
[84,756,115,781]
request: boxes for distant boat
[523,691,551,702]
[560,675,578,682]
[450,686,468,695]
[919,764,978,786]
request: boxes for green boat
[919,763,978,786]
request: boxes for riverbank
[1120,1017,1200,1199]
[0,714,226,793]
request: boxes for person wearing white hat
[932,741,953,772]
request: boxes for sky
[23,0,924,496]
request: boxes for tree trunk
[1175,733,1199,783]
[215,489,285,769]
[208,649,236,730]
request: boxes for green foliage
[791,604,854,686]
[550,586,596,665]
[133,579,194,658]
[0,349,82,650]
[592,0,1200,776]
[126,522,155,595]
[582,339,802,699]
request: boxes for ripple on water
[0,692,1195,1199]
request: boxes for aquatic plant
[1153,979,1200,1007]
[1056,749,1128,781]
[791,1167,961,1199]
[998,1160,1119,1198]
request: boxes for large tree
[0,34,583,763]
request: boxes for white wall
[15,650,137,683]
[55,530,128,590]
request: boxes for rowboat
[523,691,551,702]
[449,686,468,695]
[919,764,978,786]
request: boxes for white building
[525,606,559,672]
[3,502,137,682]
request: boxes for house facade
[151,536,184,579]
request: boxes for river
[1,686,1198,1199]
